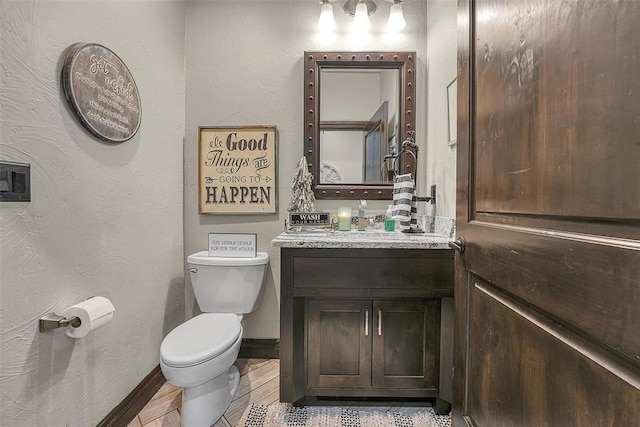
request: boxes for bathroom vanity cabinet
[307,298,440,391]
[274,240,454,408]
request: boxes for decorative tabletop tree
[288,156,315,212]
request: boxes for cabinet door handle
[377,309,382,336]
[364,310,369,336]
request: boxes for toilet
[160,251,269,427]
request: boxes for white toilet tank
[187,251,269,313]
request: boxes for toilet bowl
[160,251,269,427]
[160,314,243,426]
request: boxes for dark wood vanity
[275,237,454,410]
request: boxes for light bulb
[317,1,336,32]
[352,1,370,33]
[387,2,406,32]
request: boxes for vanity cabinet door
[372,300,440,390]
[307,299,372,389]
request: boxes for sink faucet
[358,200,368,231]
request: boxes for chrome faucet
[381,131,419,183]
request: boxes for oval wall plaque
[61,43,142,143]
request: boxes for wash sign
[208,233,257,258]
[198,126,278,215]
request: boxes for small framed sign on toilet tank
[208,233,257,258]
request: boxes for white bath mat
[238,403,451,427]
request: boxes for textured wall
[426,0,458,217]
[0,0,454,423]
[184,0,429,339]
[0,1,185,425]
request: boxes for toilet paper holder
[39,314,81,332]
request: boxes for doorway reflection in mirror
[319,69,399,185]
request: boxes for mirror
[304,51,416,200]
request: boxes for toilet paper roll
[62,296,115,338]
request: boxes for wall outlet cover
[0,162,31,202]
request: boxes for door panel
[468,279,640,427]
[307,299,371,388]
[473,0,640,220]
[363,101,389,183]
[454,0,640,425]
[372,300,440,389]
[465,223,640,358]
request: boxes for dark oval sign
[61,43,141,143]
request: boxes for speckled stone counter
[271,229,452,249]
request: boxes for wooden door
[307,299,371,388]
[372,300,440,390]
[363,101,389,183]
[453,1,640,426]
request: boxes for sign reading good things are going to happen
[61,43,141,143]
[198,126,278,214]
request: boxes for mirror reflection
[304,51,416,200]
[319,69,399,185]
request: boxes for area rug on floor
[238,403,451,427]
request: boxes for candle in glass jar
[337,207,352,231]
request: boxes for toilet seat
[160,313,242,368]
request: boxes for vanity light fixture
[350,0,372,33]
[317,0,406,33]
[317,0,336,32]
[387,0,406,32]
[342,0,377,17]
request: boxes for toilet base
[181,365,241,427]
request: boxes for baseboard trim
[238,338,280,359]
[97,364,166,427]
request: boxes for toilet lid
[161,313,242,367]
[187,251,269,266]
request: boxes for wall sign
[288,213,331,227]
[61,43,142,142]
[198,126,278,215]
[208,233,257,258]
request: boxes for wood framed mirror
[304,51,416,200]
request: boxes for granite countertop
[271,229,453,249]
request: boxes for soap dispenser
[385,204,396,232]
[358,200,368,231]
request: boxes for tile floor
[129,358,279,427]
[130,358,436,427]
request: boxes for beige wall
[0,1,185,424]
[0,1,457,424]
[426,0,458,217]
[184,0,430,338]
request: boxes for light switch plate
[0,162,31,202]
